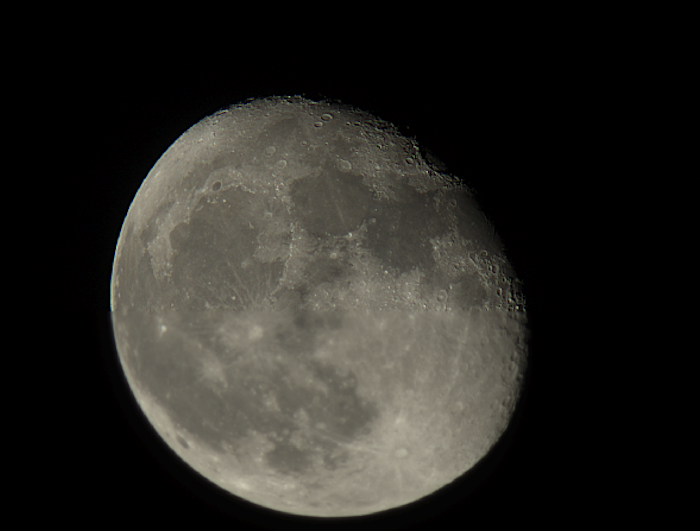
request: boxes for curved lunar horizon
[110,95,528,517]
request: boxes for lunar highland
[110,96,528,517]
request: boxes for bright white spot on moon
[248,325,264,341]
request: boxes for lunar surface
[110,96,528,517]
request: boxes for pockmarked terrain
[111,96,528,516]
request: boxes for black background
[36,31,628,530]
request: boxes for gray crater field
[110,96,528,517]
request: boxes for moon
[110,95,528,517]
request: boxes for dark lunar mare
[116,309,380,479]
[110,97,529,516]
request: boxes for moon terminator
[110,95,528,517]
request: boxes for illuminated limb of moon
[111,96,528,517]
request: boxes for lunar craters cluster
[110,96,528,517]
[111,96,524,316]
[117,307,526,516]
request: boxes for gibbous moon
[110,96,528,517]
